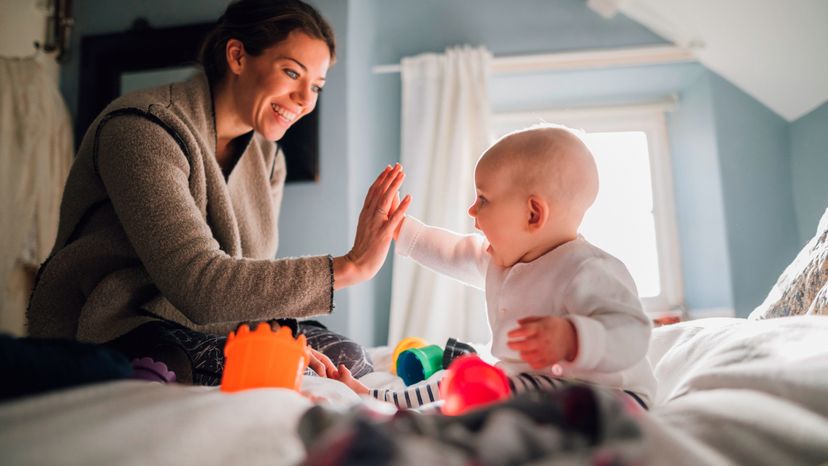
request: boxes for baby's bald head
[479,124,599,219]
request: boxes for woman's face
[230,30,330,141]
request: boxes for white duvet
[1,316,827,465]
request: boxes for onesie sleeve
[396,216,490,290]
[558,257,651,373]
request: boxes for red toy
[439,354,510,415]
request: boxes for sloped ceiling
[589,0,828,121]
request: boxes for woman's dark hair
[199,0,336,84]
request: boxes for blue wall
[708,73,798,316]
[791,102,828,243]
[667,72,735,313]
[60,0,819,343]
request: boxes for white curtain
[0,57,73,336]
[388,46,493,346]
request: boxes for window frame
[491,100,684,315]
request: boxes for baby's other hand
[388,191,408,241]
[506,316,578,369]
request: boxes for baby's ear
[527,195,547,230]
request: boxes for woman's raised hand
[333,164,411,289]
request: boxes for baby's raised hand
[506,316,578,369]
[388,189,409,241]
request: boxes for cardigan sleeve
[396,216,489,290]
[95,114,333,325]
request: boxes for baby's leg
[507,373,648,410]
[506,372,567,395]
[337,364,443,410]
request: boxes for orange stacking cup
[220,323,309,393]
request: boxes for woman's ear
[225,39,246,76]
[527,195,548,231]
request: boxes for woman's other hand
[306,347,338,378]
[333,164,411,289]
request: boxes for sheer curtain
[388,46,493,346]
[0,57,73,336]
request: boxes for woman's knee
[299,321,374,378]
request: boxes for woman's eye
[284,69,299,79]
[311,85,323,94]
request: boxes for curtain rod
[492,96,679,125]
[372,44,697,75]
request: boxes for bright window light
[579,131,660,298]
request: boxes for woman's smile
[271,102,299,126]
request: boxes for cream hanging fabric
[0,57,73,336]
[388,46,493,346]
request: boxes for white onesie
[397,216,657,405]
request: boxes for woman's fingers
[364,165,394,208]
[369,165,403,212]
[309,348,338,378]
[371,169,403,215]
[308,355,326,377]
[371,165,400,204]
[381,172,405,211]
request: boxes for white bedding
[1,316,827,465]
[642,316,828,465]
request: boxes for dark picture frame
[77,20,319,182]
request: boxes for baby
[338,124,656,409]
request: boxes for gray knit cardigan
[28,71,333,343]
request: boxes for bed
[1,315,827,465]
[4,209,828,465]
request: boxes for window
[491,101,683,315]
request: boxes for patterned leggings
[107,320,373,386]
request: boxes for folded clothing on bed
[0,333,132,401]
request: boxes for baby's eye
[284,69,299,79]
[477,196,487,205]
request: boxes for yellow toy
[390,337,428,375]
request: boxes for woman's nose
[291,86,313,108]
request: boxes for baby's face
[469,144,587,267]
[467,161,534,267]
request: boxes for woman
[27,0,411,385]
